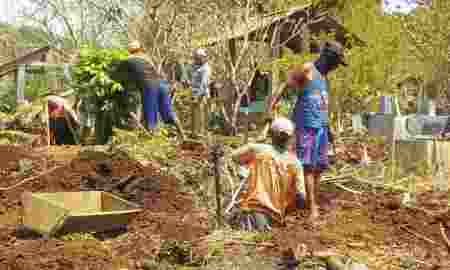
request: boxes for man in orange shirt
[229,118,305,230]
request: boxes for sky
[0,0,71,34]
[0,0,21,24]
[382,0,422,14]
[0,0,423,33]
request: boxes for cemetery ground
[0,130,449,270]
[0,0,447,268]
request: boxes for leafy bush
[71,46,129,111]
[0,80,16,113]
[0,76,54,113]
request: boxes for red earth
[0,144,449,270]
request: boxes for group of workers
[229,40,347,228]
[46,39,347,229]
[47,40,211,145]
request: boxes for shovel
[225,177,247,215]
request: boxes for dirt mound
[0,226,113,270]
[0,145,51,178]
[335,142,386,163]
[176,140,209,160]
[267,190,450,269]
[0,146,208,270]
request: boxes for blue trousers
[49,117,76,145]
[142,80,177,130]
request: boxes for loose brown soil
[0,144,449,270]
[0,145,208,270]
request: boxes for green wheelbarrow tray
[21,191,142,237]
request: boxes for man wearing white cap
[228,117,305,231]
[190,48,210,138]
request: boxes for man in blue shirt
[269,41,347,222]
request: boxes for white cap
[271,117,295,136]
[193,48,207,57]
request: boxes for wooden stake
[400,225,437,245]
[44,101,50,147]
[44,100,50,171]
[212,145,223,227]
[0,165,66,191]
[440,223,450,252]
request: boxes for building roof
[0,46,76,78]
[0,46,51,77]
[196,4,365,53]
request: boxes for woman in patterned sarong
[47,95,80,145]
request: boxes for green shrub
[71,46,129,110]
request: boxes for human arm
[200,66,210,97]
[230,144,256,166]
[268,63,313,111]
[73,95,80,111]
[267,82,288,113]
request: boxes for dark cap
[322,40,347,66]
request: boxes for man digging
[116,41,186,139]
[269,41,348,222]
[228,117,305,231]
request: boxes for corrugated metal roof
[194,4,365,51]
[195,5,311,47]
[0,46,78,78]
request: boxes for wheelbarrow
[21,191,142,237]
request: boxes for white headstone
[16,64,26,104]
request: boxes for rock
[80,175,108,190]
[95,160,113,176]
[112,175,138,191]
[79,146,113,160]
[79,145,131,161]
[326,256,369,270]
[123,177,146,193]
[141,258,159,270]
[349,262,369,270]
[123,177,160,194]
[0,130,39,145]
[326,255,347,270]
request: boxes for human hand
[268,96,279,112]
[181,80,190,88]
